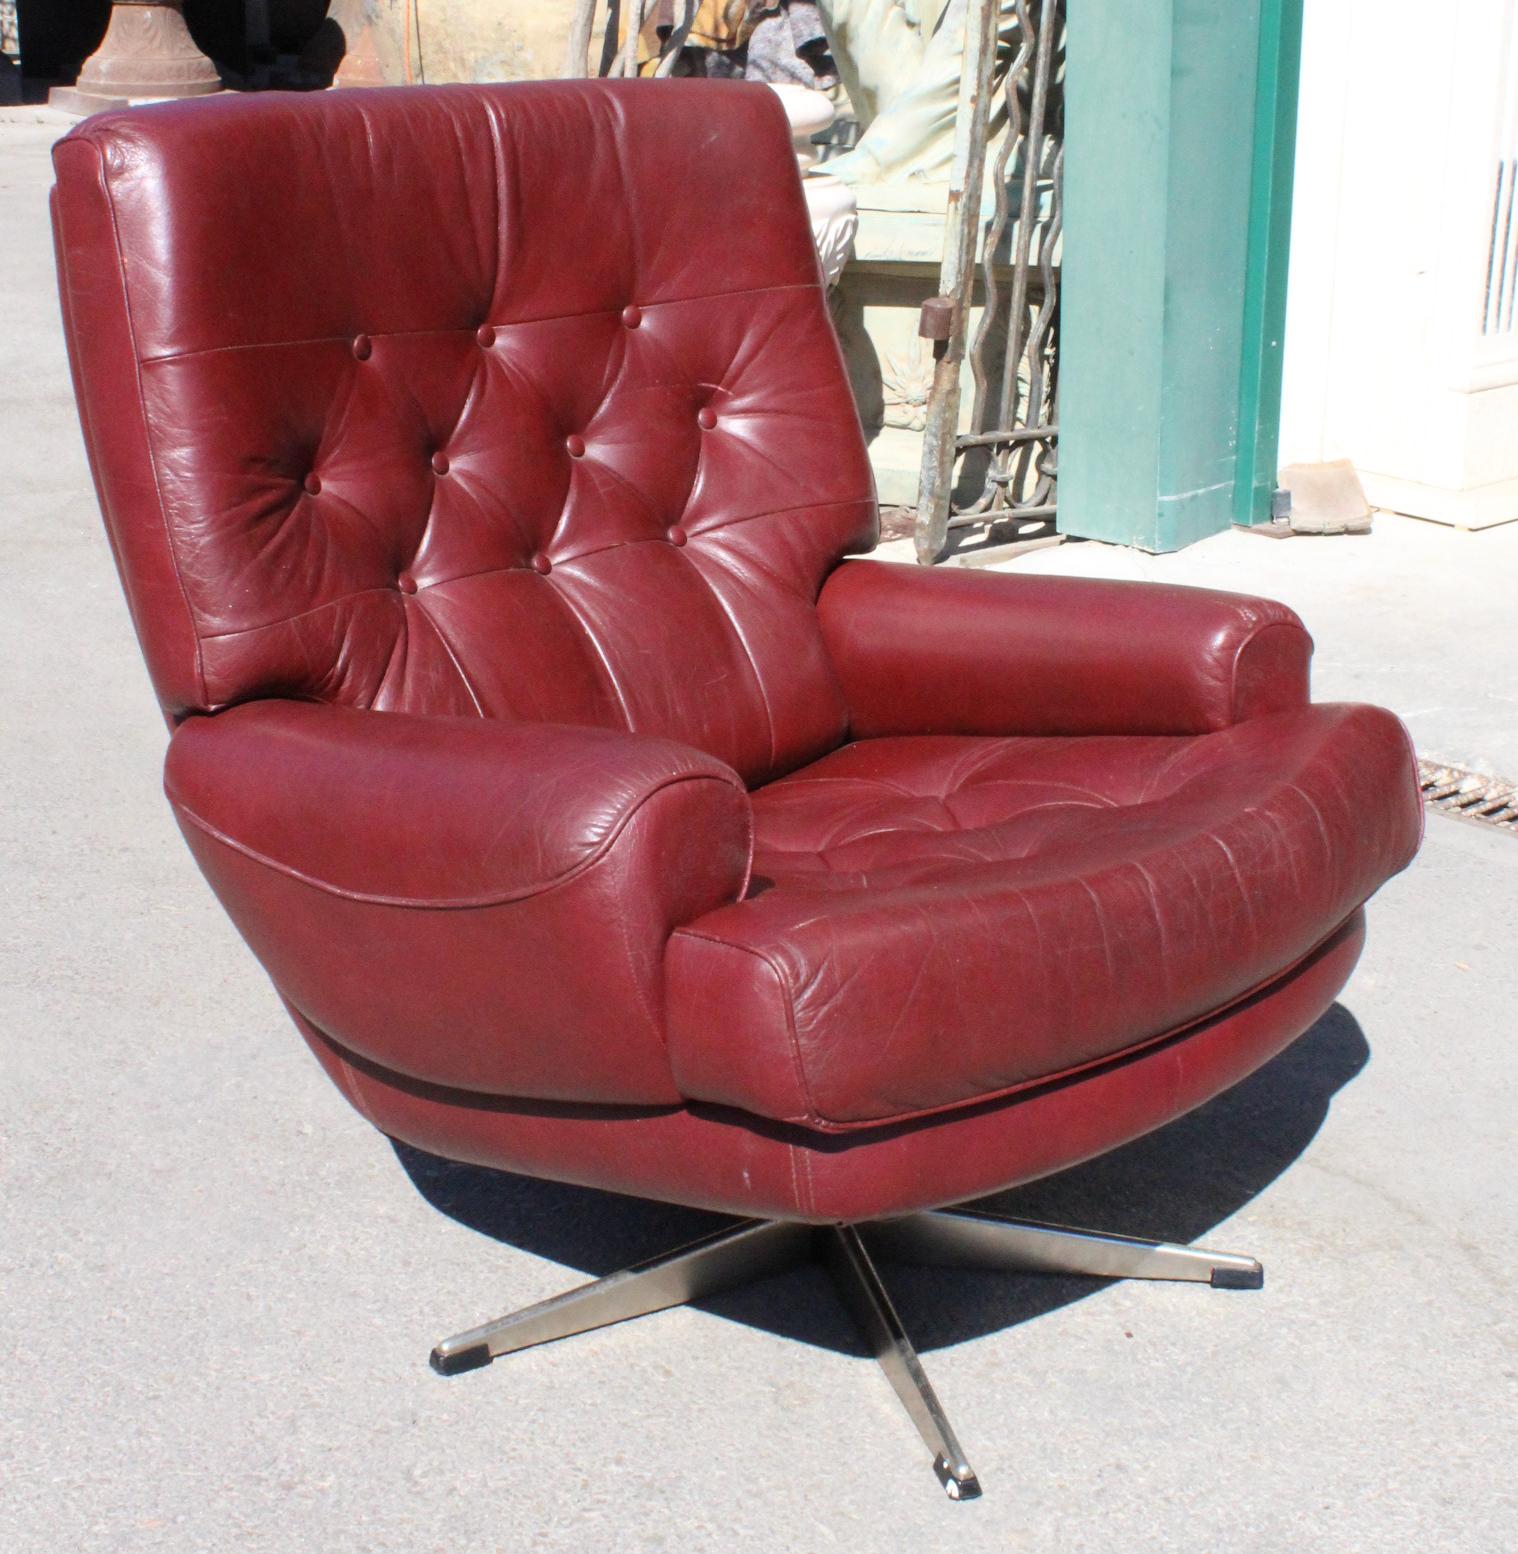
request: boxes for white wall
[1280,0,1518,527]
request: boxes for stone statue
[769,84,860,287]
[816,0,1024,193]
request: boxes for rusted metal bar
[565,0,598,77]
[956,423,1060,448]
[986,0,1058,515]
[596,0,624,76]
[961,0,1061,522]
[947,504,1057,528]
[966,5,1037,441]
[919,296,956,341]
[619,0,646,79]
[916,2,1065,556]
[653,0,699,76]
[913,0,1002,564]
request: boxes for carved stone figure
[817,0,1022,191]
[770,84,859,286]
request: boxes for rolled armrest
[166,701,752,1102]
[818,560,1313,738]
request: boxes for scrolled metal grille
[957,0,1063,526]
[916,0,1065,558]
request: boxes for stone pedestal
[832,187,1050,509]
[50,2,220,114]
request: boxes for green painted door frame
[1058,0,1304,551]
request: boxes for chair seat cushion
[665,705,1421,1130]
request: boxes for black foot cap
[934,1456,984,1501]
[1211,1264,1265,1291]
[430,1342,493,1376]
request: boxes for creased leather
[168,702,751,1100]
[666,706,1422,1128]
[296,913,1366,1222]
[51,82,878,783]
[818,560,1314,738]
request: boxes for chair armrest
[818,559,1313,738]
[165,701,752,1102]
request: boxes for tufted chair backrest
[52,81,877,785]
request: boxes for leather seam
[541,574,639,729]
[1393,710,1427,857]
[167,512,878,652]
[671,929,817,1125]
[486,94,507,350]
[167,768,748,908]
[335,1050,382,1137]
[68,138,209,710]
[796,1137,816,1216]
[408,598,487,716]
[336,1049,380,1130]
[282,998,382,1129]
[680,547,779,776]
[687,497,877,543]
[533,497,877,567]
[194,586,404,643]
[765,908,1366,1134]
[608,807,674,1060]
[130,284,820,366]
[605,89,644,303]
[1227,618,1312,724]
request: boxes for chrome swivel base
[430,1207,1263,1500]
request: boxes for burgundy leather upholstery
[166,702,750,1100]
[667,705,1417,1128]
[53,81,1423,1223]
[818,560,1316,738]
[300,912,1367,1223]
[51,81,875,782]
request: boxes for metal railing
[914,0,1065,562]
[566,0,700,78]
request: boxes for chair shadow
[394,1003,1368,1357]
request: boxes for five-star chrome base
[429,1206,1264,1500]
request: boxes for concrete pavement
[4,109,1516,1554]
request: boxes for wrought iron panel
[915,0,1065,561]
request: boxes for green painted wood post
[1235,0,1305,527]
[1058,0,1304,551]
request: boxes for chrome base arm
[866,1207,1264,1290]
[430,1218,811,1374]
[430,1206,1263,1499]
[823,1224,982,1500]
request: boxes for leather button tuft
[621,305,642,329]
[667,525,688,547]
[397,572,417,595]
[302,472,322,495]
[352,334,372,361]
[431,452,450,476]
[476,324,496,347]
[531,552,553,575]
[566,434,586,458]
[697,406,718,430]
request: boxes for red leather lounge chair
[51,80,1422,1499]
